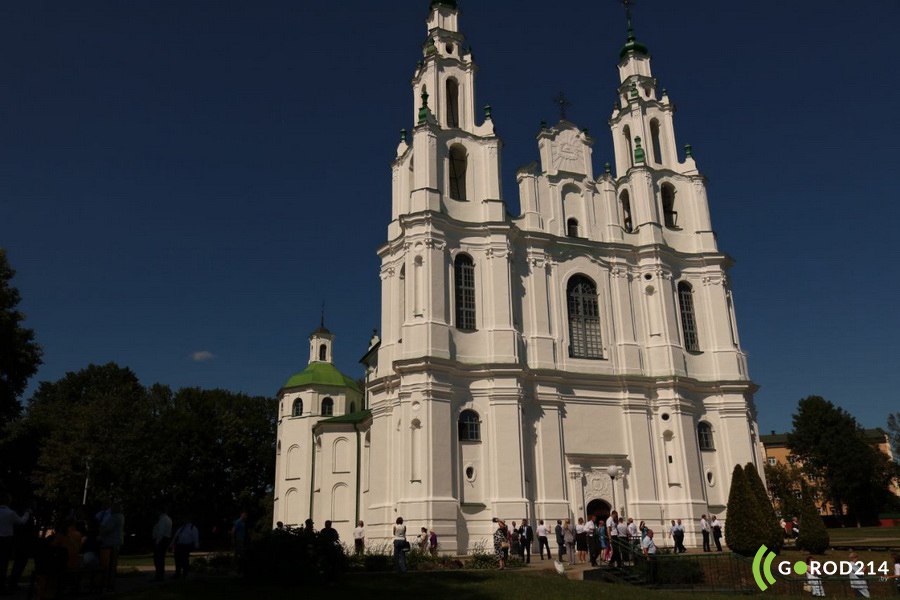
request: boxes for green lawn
[827,526,900,546]
[113,571,747,600]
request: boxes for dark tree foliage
[19,363,276,547]
[0,248,43,421]
[796,482,830,554]
[788,396,896,524]
[243,528,347,584]
[725,464,766,556]
[745,463,783,553]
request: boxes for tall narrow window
[321,397,334,417]
[623,126,634,167]
[319,344,327,361]
[567,275,603,359]
[567,218,579,238]
[349,402,356,414]
[678,281,699,351]
[650,119,663,164]
[446,79,460,128]
[399,264,406,327]
[458,410,481,441]
[454,254,476,331]
[698,422,714,451]
[620,190,633,233]
[413,256,424,316]
[448,145,467,201]
[292,399,303,417]
[661,183,677,228]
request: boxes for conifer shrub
[796,482,830,554]
[744,462,784,553]
[724,464,765,556]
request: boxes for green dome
[619,28,649,59]
[282,362,360,392]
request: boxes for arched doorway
[586,498,612,523]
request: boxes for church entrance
[586,498,611,522]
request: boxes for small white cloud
[190,350,216,363]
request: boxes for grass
[827,526,900,546]
[113,571,747,600]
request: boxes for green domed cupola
[619,0,649,59]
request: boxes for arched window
[661,183,677,228]
[349,402,356,414]
[698,422,715,451]
[623,126,634,167]
[448,145,467,201]
[319,344,327,361]
[650,119,662,164]
[454,254,476,331]
[566,218,579,238]
[458,409,481,441]
[292,398,303,417]
[678,281,699,351]
[567,275,603,359]
[620,190,633,233]
[446,78,460,128]
[321,397,334,417]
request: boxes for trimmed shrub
[796,482,830,554]
[725,464,766,556]
[744,462,784,553]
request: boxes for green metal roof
[282,362,360,392]
[619,28,649,59]
[317,410,372,426]
[430,0,458,9]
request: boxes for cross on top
[622,0,635,29]
[553,92,572,121]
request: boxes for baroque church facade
[274,1,763,553]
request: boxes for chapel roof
[281,361,360,393]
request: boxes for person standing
[847,552,870,598]
[597,517,609,563]
[493,520,509,570]
[617,518,630,564]
[575,518,587,564]
[151,508,172,582]
[607,511,621,568]
[891,554,899,595]
[428,529,438,556]
[321,520,340,545]
[0,494,30,595]
[520,519,533,564]
[671,519,686,554]
[641,529,658,584]
[231,512,248,560]
[700,514,711,552]
[584,516,597,566]
[98,502,125,591]
[352,521,365,555]
[554,520,565,562]
[711,515,723,552]
[563,519,576,566]
[171,518,199,579]
[536,520,550,560]
[392,517,407,573]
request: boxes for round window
[644,273,653,281]
[661,413,670,421]
[706,471,715,486]
[465,466,475,481]
[446,43,454,54]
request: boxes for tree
[725,464,766,556]
[745,463,783,553]
[796,482,829,554]
[764,462,804,521]
[788,396,895,524]
[0,248,43,421]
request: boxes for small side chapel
[274,1,763,551]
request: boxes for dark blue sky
[2,1,898,434]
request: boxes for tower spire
[619,0,649,59]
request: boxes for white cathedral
[273,1,763,553]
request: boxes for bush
[725,464,766,556]
[744,463,784,553]
[242,528,348,584]
[796,482,830,554]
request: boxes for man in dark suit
[520,519,534,563]
[554,520,565,561]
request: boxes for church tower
[362,0,760,553]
